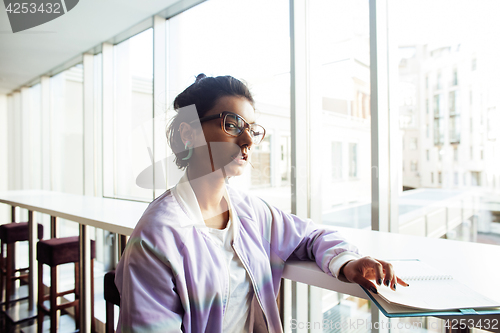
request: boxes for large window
[49,64,84,237]
[104,29,154,201]
[166,0,290,210]
[394,2,500,247]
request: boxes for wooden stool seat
[0,222,44,308]
[37,236,95,333]
[0,222,44,244]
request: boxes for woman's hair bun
[195,73,207,83]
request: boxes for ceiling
[0,0,195,95]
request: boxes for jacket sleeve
[260,199,362,278]
[115,236,184,333]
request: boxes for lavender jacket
[115,185,360,333]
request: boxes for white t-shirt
[173,173,253,332]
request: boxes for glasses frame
[191,111,266,145]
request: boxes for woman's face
[190,95,256,178]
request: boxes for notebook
[362,260,500,317]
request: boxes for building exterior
[400,43,500,193]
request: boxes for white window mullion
[83,53,95,197]
[102,42,114,197]
[370,0,390,233]
[370,0,393,332]
[41,76,51,191]
[153,15,167,196]
[290,0,309,332]
[21,87,31,189]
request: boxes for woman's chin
[222,161,248,177]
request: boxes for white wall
[0,93,9,223]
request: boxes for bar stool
[104,270,120,333]
[0,222,44,308]
[37,236,95,333]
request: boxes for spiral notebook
[362,260,500,317]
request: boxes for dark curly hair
[167,74,255,170]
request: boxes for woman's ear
[179,122,195,146]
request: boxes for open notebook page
[371,260,500,311]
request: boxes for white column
[83,53,95,197]
[370,0,391,233]
[290,0,309,332]
[41,76,51,191]
[102,42,114,197]
[11,91,22,190]
[0,94,8,220]
[20,87,31,189]
[387,0,400,233]
[153,15,168,195]
[370,1,392,332]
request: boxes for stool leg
[50,266,57,333]
[5,243,14,309]
[0,242,4,304]
[105,301,114,333]
[91,259,95,333]
[74,262,80,331]
[37,262,44,333]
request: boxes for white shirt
[173,173,253,332]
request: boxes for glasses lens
[223,113,266,144]
[249,124,265,144]
[224,114,243,136]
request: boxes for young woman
[115,74,407,333]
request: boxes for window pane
[49,64,84,236]
[166,0,290,211]
[392,1,500,329]
[104,29,154,201]
[309,0,372,329]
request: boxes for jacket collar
[172,171,239,235]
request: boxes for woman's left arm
[260,199,407,292]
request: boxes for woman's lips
[231,152,248,165]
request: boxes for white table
[2,190,500,332]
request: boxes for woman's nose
[239,128,254,149]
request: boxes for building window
[431,172,434,183]
[349,143,358,178]
[434,94,444,145]
[436,71,442,90]
[410,160,418,172]
[454,172,459,185]
[481,149,484,160]
[472,58,477,71]
[449,91,460,143]
[251,136,272,187]
[426,99,429,114]
[280,136,290,184]
[426,149,430,161]
[471,171,481,186]
[438,171,442,184]
[452,68,458,86]
[409,137,418,150]
[453,147,458,162]
[331,142,342,180]
[470,146,473,160]
[463,173,467,186]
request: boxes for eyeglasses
[192,111,266,145]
